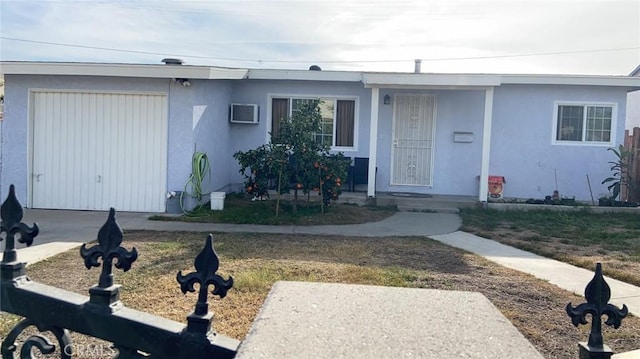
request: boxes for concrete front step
[397,205,461,214]
[291,190,479,213]
[375,194,477,213]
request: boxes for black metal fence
[0,184,631,358]
[1,185,238,358]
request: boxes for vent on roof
[230,104,259,124]
[414,59,422,73]
[309,65,322,71]
[162,58,184,65]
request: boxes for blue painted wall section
[492,85,628,200]
[167,79,235,198]
[227,79,372,189]
[375,89,485,196]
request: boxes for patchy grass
[460,208,640,286]
[150,192,397,225]
[2,231,639,358]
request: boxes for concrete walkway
[430,232,640,317]
[237,282,544,359]
[7,209,640,317]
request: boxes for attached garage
[29,90,168,212]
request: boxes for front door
[391,94,436,186]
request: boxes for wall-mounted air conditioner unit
[230,103,259,124]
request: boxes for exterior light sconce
[383,94,391,105]
[176,78,191,87]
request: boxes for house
[1,60,639,212]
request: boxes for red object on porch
[488,176,505,200]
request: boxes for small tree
[602,144,632,202]
[234,145,273,198]
[274,100,321,211]
[234,100,347,216]
[316,155,347,209]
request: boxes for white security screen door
[391,94,436,186]
[31,91,168,212]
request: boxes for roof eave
[246,69,362,82]
[500,74,640,87]
[0,61,248,80]
[362,73,502,88]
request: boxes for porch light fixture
[383,94,391,105]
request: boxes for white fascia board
[500,74,640,87]
[368,84,494,91]
[206,67,248,79]
[0,62,248,79]
[247,69,362,82]
[363,73,501,87]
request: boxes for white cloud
[0,0,638,74]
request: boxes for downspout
[368,88,380,198]
[479,87,494,202]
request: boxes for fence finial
[80,208,138,306]
[177,234,233,334]
[0,184,39,265]
[566,263,628,358]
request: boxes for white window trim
[267,93,359,152]
[551,101,617,146]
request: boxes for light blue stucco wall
[491,84,628,201]
[375,89,486,195]
[170,79,233,195]
[226,79,372,188]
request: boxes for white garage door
[31,91,168,212]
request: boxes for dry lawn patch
[460,208,640,286]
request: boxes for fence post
[566,263,628,359]
[0,184,39,280]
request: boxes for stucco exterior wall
[375,89,486,195]
[491,84,628,201]
[226,79,372,188]
[173,79,233,196]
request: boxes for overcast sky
[1,0,638,75]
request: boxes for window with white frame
[554,102,615,144]
[271,97,356,149]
